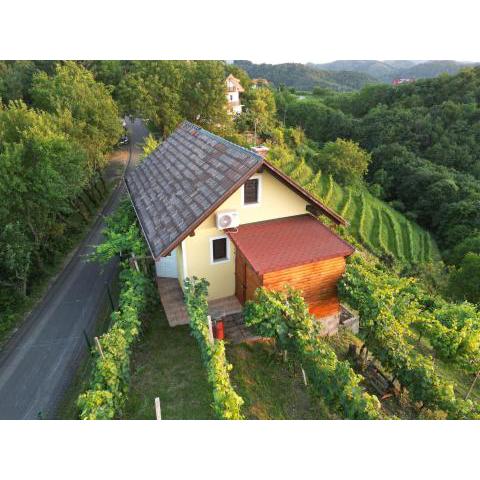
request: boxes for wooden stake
[131,253,140,271]
[301,367,308,386]
[465,371,480,400]
[283,350,288,362]
[94,336,104,359]
[207,315,214,345]
[155,397,162,420]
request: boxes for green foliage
[234,60,377,92]
[0,101,89,292]
[77,267,150,419]
[140,133,160,160]
[339,255,480,418]
[244,287,383,419]
[116,61,232,137]
[317,138,371,185]
[91,199,147,264]
[236,87,277,137]
[31,61,122,173]
[0,222,33,296]
[77,206,151,420]
[184,277,244,420]
[0,62,121,337]
[448,253,480,304]
[267,144,438,265]
[284,68,480,254]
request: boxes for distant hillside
[394,60,478,80]
[310,60,397,80]
[311,60,478,82]
[234,60,378,92]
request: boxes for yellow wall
[182,170,309,300]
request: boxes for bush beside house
[184,277,244,420]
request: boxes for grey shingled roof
[125,121,263,259]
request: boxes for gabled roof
[226,74,245,93]
[227,215,355,275]
[125,121,346,260]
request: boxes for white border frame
[210,235,231,264]
[241,174,262,207]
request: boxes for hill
[310,60,397,80]
[269,151,439,265]
[233,60,378,92]
[311,60,478,82]
[282,66,480,263]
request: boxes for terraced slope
[271,158,439,264]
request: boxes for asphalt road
[0,119,148,419]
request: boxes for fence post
[83,329,92,351]
[94,336,105,359]
[301,367,308,386]
[155,397,162,420]
[207,315,214,345]
[465,371,480,400]
[130,253,140,272]
[105,282,115,311]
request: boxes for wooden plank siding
[234,250,346,319]
[262,257,346,317]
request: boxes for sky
[2,1,479,63]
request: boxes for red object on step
[215,320,225,340]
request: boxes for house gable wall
[182,169,309,300]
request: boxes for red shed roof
[227,215,355,275]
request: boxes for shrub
[77,267,150,420]
[184,277,244,420]
[339,255,480,419]
[244,287,383,419]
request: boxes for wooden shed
[228,214,354,319]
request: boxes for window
[211,236,229,263]
[243,177,260,205]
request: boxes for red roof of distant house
[227,214,354,275]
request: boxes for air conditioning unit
[216,210,240,230]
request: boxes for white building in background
[225,74,244,115]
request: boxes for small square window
[244,178,259,204]
[212,237,228,262]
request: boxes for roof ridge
[180,120,264,163]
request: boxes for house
[251,78,269,89]
[225,74,244,115]
[125,121,354,334]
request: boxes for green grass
[227,341,334,419]
[271,157,439,265]
[122,301,215,420]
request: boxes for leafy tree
[236,87,276,138]
[317,138,371,185]
[140,133,160,160]
[0,222,33,297]
[449,253,480,304]
[117,61,231,137]
[30,61,122,177]
[0,101,89,282]
[447,234,480,265]
[181,61,232,133]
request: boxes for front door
[235,252,247,304]
[155,249,178,278]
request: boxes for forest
[278,68,480,303]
